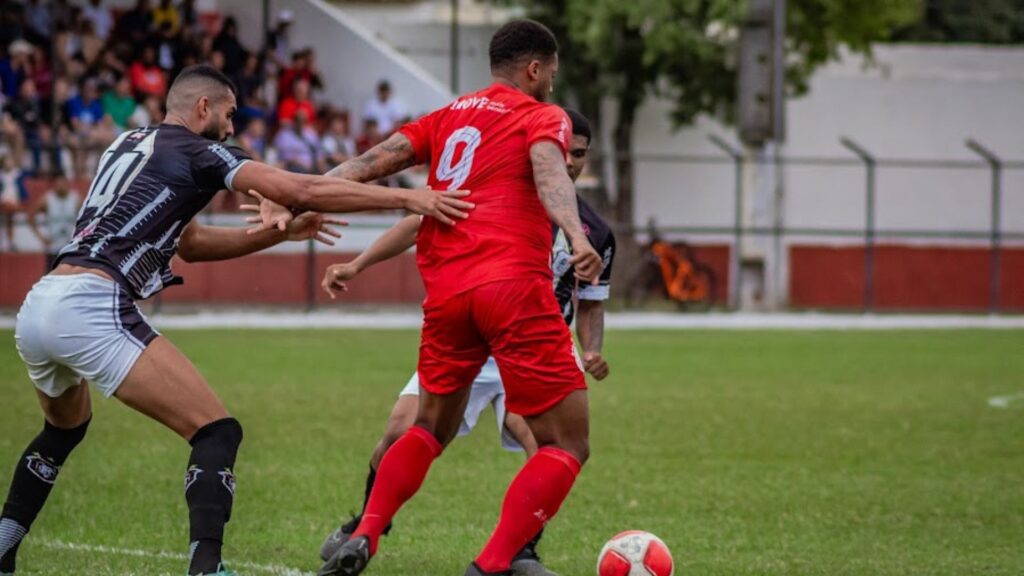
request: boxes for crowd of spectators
[0,0,415,250]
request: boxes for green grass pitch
[1,329,1023,575]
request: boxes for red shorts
[418,277,587,416]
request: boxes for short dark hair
[167,64,237,112]
[170,63,237,98]
[489,19,558,73]
[564,108,591,143]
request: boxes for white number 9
[435,126,481,190]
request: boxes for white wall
[635,45,1024,243]
[218,0,454,120]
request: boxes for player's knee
[190,417,244,453]
[569,439,590,466]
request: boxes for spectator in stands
[266,9,294,72]
[0,5,26,53]
[79,19,104,68]
[102,75,135,131]
[28,170,80,271]
[273,108,319,173]
[29,45,53,102]
[233,52,263,110]
[213,17,246,76]
[152,0,182,37]
[67,78,115,177]
[83,0,113,41]
[1,39,34,102]
[24,0,52,42]
[278,48,322,102]
[278,77,316,125]
[155,21,182,72]
[0,153,24,252]
[237,116,267,162]
[356,117,384,155]
[320,113,355,170]
[116,0,153,46]
[363,79,405,134]
[181,0,201,38]
[130,93,164,127]
[6,78,46,173]
[130,45,167,98]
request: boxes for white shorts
[14,274,159,398]
[400,356,523,452]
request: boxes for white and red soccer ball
[597,530,674,576]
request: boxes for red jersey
[400,83,571,308]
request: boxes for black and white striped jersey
[551,196,616,325]
[57,124,250,299]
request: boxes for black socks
[185,418,243,576]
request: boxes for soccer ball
[597,531,674,576]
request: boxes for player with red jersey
[300,20,603,576]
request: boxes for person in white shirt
[82,0,114,40]
[362,80,405,134]
[28,171,82,271]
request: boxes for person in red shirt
[130,45,167,98]
[310,19,602,576]
[277,77,316,125]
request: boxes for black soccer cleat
[319,515,362,562]
[509,529,557,576]
[317,535,371,576]
[319,514,393,562]
[464,561,512,576]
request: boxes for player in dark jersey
[315,109,615,576]
[2,64,472,576]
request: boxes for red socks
[352,425,442,554]
[475,447,582,573]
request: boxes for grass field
[1,328,1023,576]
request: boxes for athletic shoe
[510,533,557,576]
[319,515,362,561]
[510,557,558,576]
[319,514,393,562]
[464,562,512,576]
[317,535,370,576]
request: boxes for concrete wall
[218,0,454,120]
[634,45,1024,242]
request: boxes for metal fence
[620,135,1024,313]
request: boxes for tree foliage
[894,0,1024,44]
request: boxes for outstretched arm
[177,213,343,263]
[530,141,602,282]
[322,215,421,298]
[230,158,470,224]
[325,133,418,183]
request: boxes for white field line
[988,392,1024,408]
[38,539,315,576]
[3,311,1024,331]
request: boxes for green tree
[894,0,1024,43]
[499,0,919,226]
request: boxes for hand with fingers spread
[402,188,474,226]
[284,212,347,245]
[321,261,362,299]
[241,189,294,235]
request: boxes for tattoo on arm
[325,133,418,183]
[577,300,605,353]
[531,141,585,239]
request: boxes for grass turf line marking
[38,539,315,576]
[988,392,1024,408]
